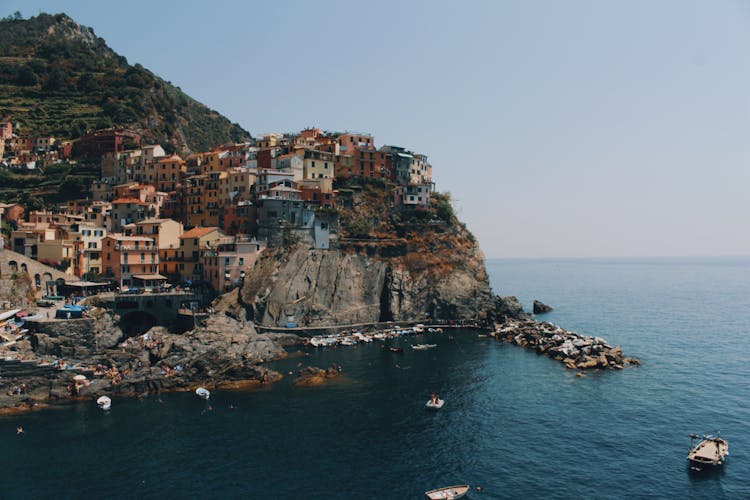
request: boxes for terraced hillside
[0,12,251,154]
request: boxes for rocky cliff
[215,179,527,328]
[229,219,499,328]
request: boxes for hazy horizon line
[485,254,750,260]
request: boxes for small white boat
[425,484,469,499]
[414,324,425,333]
[688,434,729,471]
[96,396,111,410]
[309,337,326,347]
[195,387,210,400]
[426,398,445,410]
[412,344,437,350]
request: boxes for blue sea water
[1,257,749,499]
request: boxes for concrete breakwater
[493,318,640,370]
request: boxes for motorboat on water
[687,434,728,471]
[425,485,470,499]
[195,387,210,400]
[412,344,437,350]
[96,396,111,410]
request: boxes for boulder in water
[533,300,554,314]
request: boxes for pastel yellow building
[178,226,223,282]
[303,150,335,180]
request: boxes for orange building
[334,132,389,179]
[154,154,186,192]
[102,234,160,288]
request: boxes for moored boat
[96,396,111,410]
[412,343,437,350]
[195,387,210,399]
[687,434,728,471]
[425,484,470,499]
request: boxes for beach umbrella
[73,374,87,381]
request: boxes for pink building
[0,121,13,140]
[201,236,264,292]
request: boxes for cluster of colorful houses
[0,120,73,169]
[0,123,434,293]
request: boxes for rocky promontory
[0,309,301,414]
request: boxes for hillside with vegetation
[0,12,251,154]
[335,177,475,277]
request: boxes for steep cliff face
[218,178,521,327]
[236,221,495,327]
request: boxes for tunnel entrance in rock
[378,276,393,322]
[121,311,158,337]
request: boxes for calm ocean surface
[2,257,749,499]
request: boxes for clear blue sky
[6,1,750,258]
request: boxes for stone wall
[0,249,74,307]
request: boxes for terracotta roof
[112,198,149,205]
[157,154,184,162]
[181,227,220,239]
[135,218,178,225]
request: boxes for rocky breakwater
[0,309,302,413]
[493,318,640,370]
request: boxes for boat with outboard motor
[425,485,470,499]
[687,433,728,471]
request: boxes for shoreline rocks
[493,318,640,370]
[532,300,553,314]
[293,365,342,387]
[0,310,300,414]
